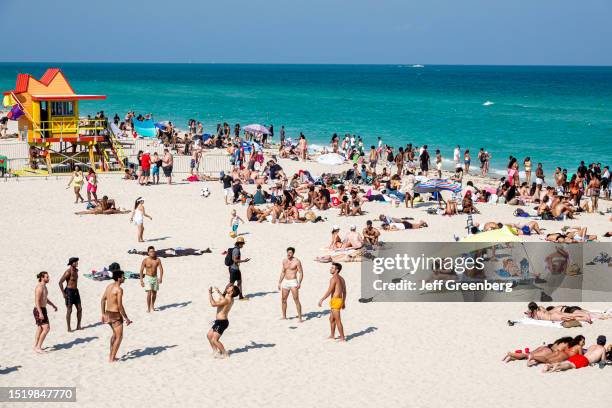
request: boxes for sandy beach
[1,152,612,407]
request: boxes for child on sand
[230,209,244,237]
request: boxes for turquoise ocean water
[1,63,611,175]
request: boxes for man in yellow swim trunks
[318,262,346,341]
[139,246,164,313]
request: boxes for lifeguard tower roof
[3,68,106,101]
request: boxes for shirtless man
[162,149,173,185]
[100,267,132,363]
[341,225,364,249]
[587,174,601,211]
[34,272,58,353]
[543,335,608,372]
[139,246,164,312]
[363,220,380,245]
[207,284,240,358]
[58,257,82,332]
[318,263,347,341]
[278,247,304,321]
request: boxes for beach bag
[224,247,235,266]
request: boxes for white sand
[1,157,612,407]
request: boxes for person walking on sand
[139,246,164,312]
[229,237,250,300]
[85,168,98,204]
[58,257,82,332]
[130,197,152,242]
[66,165,85,203]
[278,247,304,322]
[101,265,132,363]
[207,284,240,359]
[230,209,244,237]
[33,271,58,353]
[318,262,346,341]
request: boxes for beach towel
[127,248,211,258]
[508,317,563,329]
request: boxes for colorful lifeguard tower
[3,68,126,174]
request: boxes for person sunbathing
[506,220,542,235]
[282,204,305,223]
[551,197,576,219]
[502,336,573,363]
[75,196,127,215]
[246,202,265,222]
[329,226,342,249]
[381,220,428,231]
[315,247,366,263]
[363,221,380,245]
[542,336,609,373]
[461,191,480,214]
[341,226,364,249]
[525,302,606,323]
[546,227,597,242]
[529,335,585,366]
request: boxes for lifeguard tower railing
[30,117,108,142]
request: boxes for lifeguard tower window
[51,101,74,117]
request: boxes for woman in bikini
[67,165,85,204]
[531,335,585,366]
[502,336,572,363]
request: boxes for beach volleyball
[229,231,237,238]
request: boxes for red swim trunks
[567,354,589,369]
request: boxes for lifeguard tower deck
[2,68,126,175]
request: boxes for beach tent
[461,226,521,242]
[316,153,344,165]
[133,119,157,138]
[244,124,270,135]
[414,179,462,194]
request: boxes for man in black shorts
[229,237,249,300]
[207,284,240,358]
[59,257,82,332]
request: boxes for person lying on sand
[381,220,428,230]
[506,220,542,235]
[75,196,128,215]
[525,301,609,323]
[316,248,367,263]
[546,226,597,242]
[528,335,584,366]
[502,336,572,363]
[542,335,609,373]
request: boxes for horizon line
[0,61,611,68]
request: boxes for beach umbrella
[414,178,462,194]
[244,124,270,135]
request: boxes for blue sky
[2,0,611,65]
